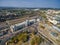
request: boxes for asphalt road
[0,20,39,45]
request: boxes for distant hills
[0,7,60,10]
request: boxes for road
[37,22,60,45]
[0,20,39,45]
[0,17,60,45]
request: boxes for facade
[10,18,40,32]
[10,21,27,32]
[47,14,60,32]
[47,10,60,14]
[0,32,3,36]
[48,18,57,25]
[47,15,60,25]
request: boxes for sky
[0,0,60,8]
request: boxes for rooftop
[6,16,38,26]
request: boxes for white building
[10,18,37,32]
[48,18,57,25]
[47,10,60,14]
[10,21,28,32]
[47,15,60,25]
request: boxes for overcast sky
[0,0,60,8]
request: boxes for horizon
[0,6,60,9]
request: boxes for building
[10,21,26,32]
[47,15,60,25]
[10,18,37,32]
[10,19,35,32]
[0,32,3,36]
[0,22,9,36]
[47,10,60,15]
[47,14,60,32]
[7,16,40,32]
